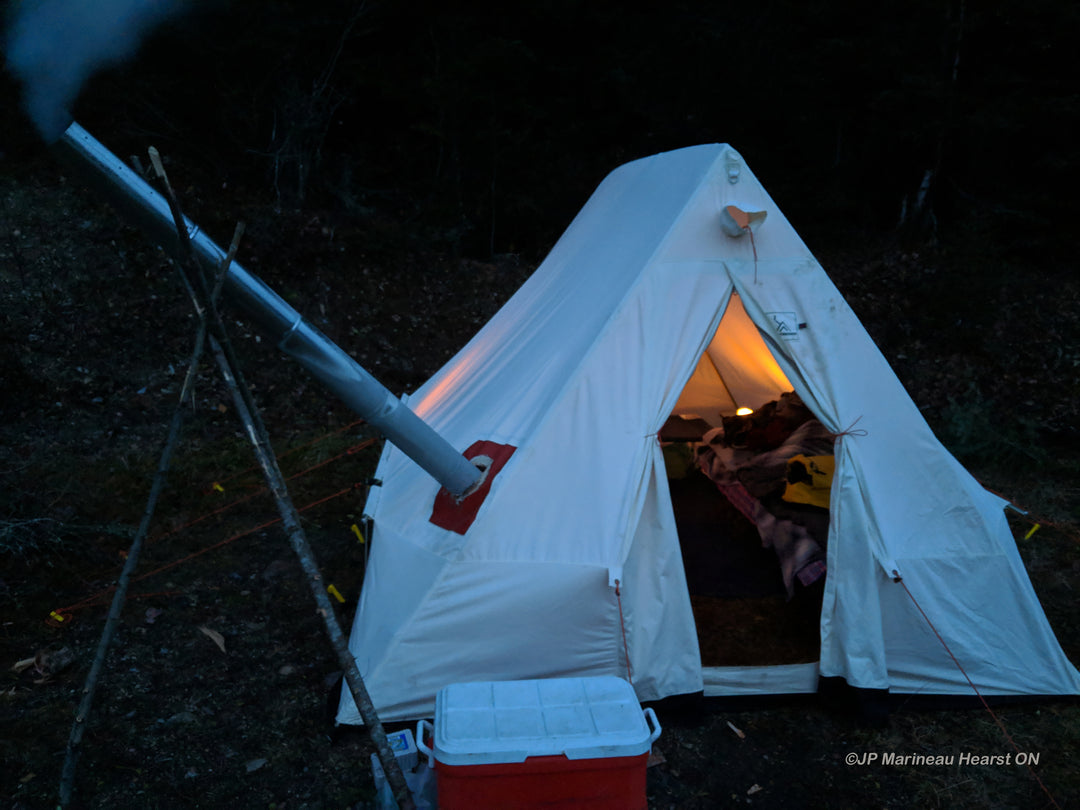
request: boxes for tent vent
[720,205,767,238]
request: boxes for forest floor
[2,142,1079,810]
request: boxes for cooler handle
[415,719,435,768]
[643,707,662,745]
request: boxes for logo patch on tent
[766,312,800,341]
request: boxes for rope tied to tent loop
[831,416,868,441]
[614,579,633,685]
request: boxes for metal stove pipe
[50,121,482,498]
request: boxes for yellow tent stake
[1024,523,1041,540]
[327,584,345,603]
[350,524,365,544]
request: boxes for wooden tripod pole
[149,148,416,810]
[58,224,242,808]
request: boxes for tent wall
[620,448,704,701]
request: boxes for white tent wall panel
[880,554,1080,696]
[817,486,893,691]
[346,524,447,683]
[620,449,704,702]
[341,559,622,723]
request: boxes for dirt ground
[2,139,1080,810]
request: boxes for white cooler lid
[432,676,658,766]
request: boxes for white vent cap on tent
[719,204,767,238]
[724,149,743,184]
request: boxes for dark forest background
[4,0,1077,262]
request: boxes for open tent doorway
[660,292,831,673]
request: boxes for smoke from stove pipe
[4,0,189,143]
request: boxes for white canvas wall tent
[337,144,1080,725]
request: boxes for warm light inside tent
[735,407,754,416]
[672,293,794,423]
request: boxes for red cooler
[416,676,661,810]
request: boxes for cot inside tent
[337,144,1080,725]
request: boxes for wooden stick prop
[58,220,245,809]
[147,148,417,810]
